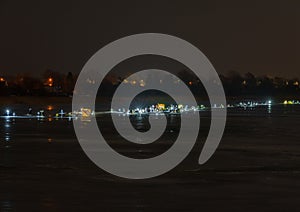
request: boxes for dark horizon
[0,0,299,78]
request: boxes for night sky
[0,0,299,78]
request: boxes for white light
[268,100,272,105]
[6,110,10,116]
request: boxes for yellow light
[81,108,92,117]
[284,100,294,105]
[139,80,145,87]
[157,103,165,110]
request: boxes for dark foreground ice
[0,105,300,211]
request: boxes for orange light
[47,105,53,111]
[45,77,54,87]
[188,81,192,85]
[0,77,5,82]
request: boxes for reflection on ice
[3,118,11,142]
[268,104,272,114]
[0,201,14,211]
[5,135,10,142]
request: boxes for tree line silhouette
[0,70,75,96]
[0,70,299,97]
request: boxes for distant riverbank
[0,95,299,107]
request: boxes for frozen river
[0,104,300,211]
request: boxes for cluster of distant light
[283,100,300,105]
[1,108,73,119]
[1,99,300,119]
[227,100,272,109]
[112,103,209,115]
[111,99,300,115]
[111,101,273,115]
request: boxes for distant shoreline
[0,95,299,106]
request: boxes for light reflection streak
[268,105,272,114]
[3,118,11,142]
